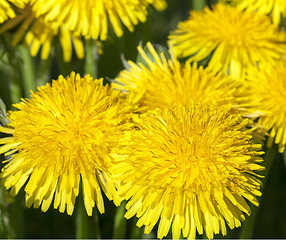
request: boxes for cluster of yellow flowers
[0,0,286,239]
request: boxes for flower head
[112,103,264,239]
[9,0,167,61]
[30,0,167,41]
[223,0,286,25]
[113,42,259,116]
[168,3,286,79]
[0,72,132,216]
[246,60,286,153]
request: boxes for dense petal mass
[168,3,286,79]
[112,103,264,239]
[0,72,132,215]
[113,42,260,117]
[246,60,286,153]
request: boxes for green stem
[113,201,127,238]
[76,193,89,239]
[9,193,25,238]
[94,210,101,238]
[10,76,22,105]
[37,58,52,87]
[18,45,36,97]
[239,146,277,239]
[84,39,98,78]
[75,194,101,239]
[192,0,207,11]
[130,217,143,239]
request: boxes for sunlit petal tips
[246,60,286,153]
[113,103,264,239]
[0,72,132,216]
[168,3,286,80]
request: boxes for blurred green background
[0,0,285,238]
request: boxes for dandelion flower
[7,0,167,61]
[113,42,259,116]
[168,3,286,79]
[0,72,132,216]
[223,0,286,25]
[246,60,286,153]
[112,103,264,239]
[30,0,167,41]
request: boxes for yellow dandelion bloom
[246,60,286,153]
[0,0,27,23]
[168,3,286,79]
[7,0,166,61]
[113,42,260,116]
[112,103,264,239]
[30,0,167,41]
[223,0,286,25]
[0,72,132,216]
